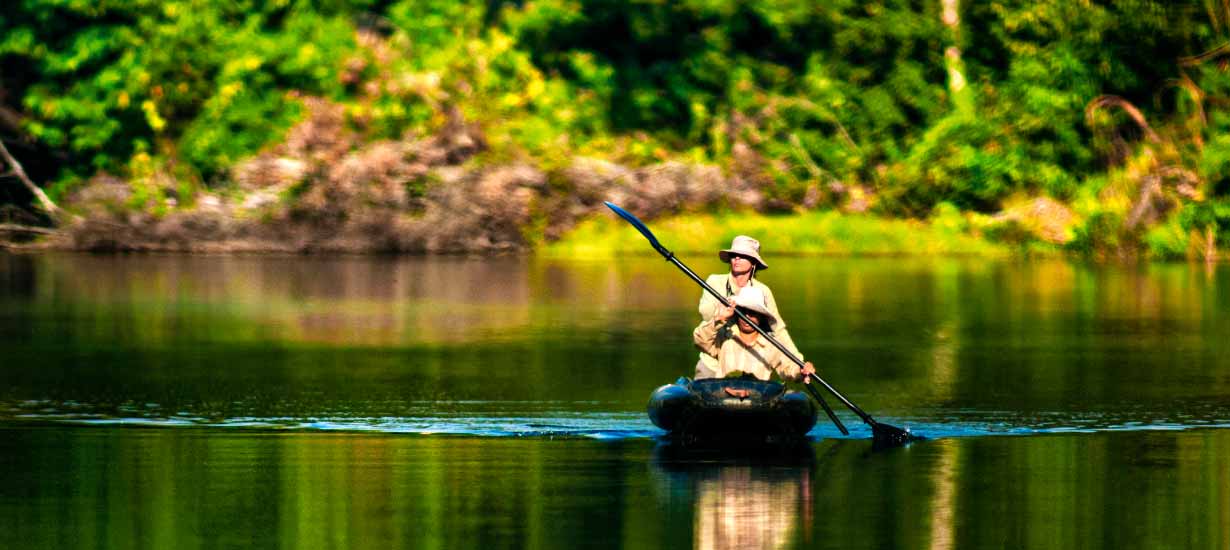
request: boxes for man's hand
[801,361,816,384]
[715,304,735,323]
[724,387,751,399]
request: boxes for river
[1,253,1227,549]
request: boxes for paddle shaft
[800,371,848,435]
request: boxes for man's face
[736,311,763,333]
[729,254,753,272]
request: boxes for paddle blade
[604,201,663,251]
[871,422,924,449]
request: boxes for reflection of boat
[649,377,817,447]
[649,448,814,550]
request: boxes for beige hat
[719,235,768,270]
[732,286,777,328]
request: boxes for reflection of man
[693,466,810,550]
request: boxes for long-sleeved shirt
[695,273,802,377]
[693,317,805,382]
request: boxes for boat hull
[648,377,817,446]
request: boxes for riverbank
[545,209,1021,258]
[4,205,1218,260]
[0,205,1051,258]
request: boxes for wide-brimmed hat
[718,235,768,270]
[733,286,777,328]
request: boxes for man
[695,235,804,379]
[693,286,816,392]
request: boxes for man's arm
[697,274,724,322]
[694,303,734,358]
[771,352,815,383]
[762,286,804,362]
[692,318,722,358]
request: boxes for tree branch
[0,105,26,138]
[788,133,827,181]
[0,139,60,219]
[1085,95,1162,144]
[0,223,56,235]
[1178,42,1230,67]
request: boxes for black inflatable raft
[648,377,817,446]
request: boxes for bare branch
[1085,95,1162,144]
[1205,226,1217,263]
[1206,0,1222,34]
[0,223,56,235]
[1156,165,1201,185]
[1178,42,1230,67]
[0,139,60,218]
[787,133,826,180]
[1224,0,1230,37]
[0,105,25,137]
[1164,76,1207,149]
[1125,174,1163,231]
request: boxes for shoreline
[4,209,1223,262]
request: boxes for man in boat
[695,235,804,379]
[693,285,816,396]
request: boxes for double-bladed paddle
[604,200,922,446]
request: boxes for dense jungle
[2,0,1230,258]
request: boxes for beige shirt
[696,274,802,377]
[693,318,805,382]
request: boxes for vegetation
[544,207,1013,258]
[2,1,1230,258]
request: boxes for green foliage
[1068,210,1125,256]
[545,209,1008,258]
[3,1,359,180]
[1143,218,1190,259]
[4,0,1230,257]
[508,0,951,199]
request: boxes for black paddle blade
[871,422,924,448]
[604,201,664,251]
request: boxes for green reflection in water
[1,427,1228,550]
[2,253,1230,548]
[2,253,1228,430]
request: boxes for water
[1,253,1228,548]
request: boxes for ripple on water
[6,401,1230,441]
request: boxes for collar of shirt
[724,273,755,297]
[733,332,771,350]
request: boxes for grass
[543,209,1015,258]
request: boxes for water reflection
[925,439,957,550]
[7,253,1228,349]
[3,253,1230,435]
[652,447,814,550]
[5,253,1230,550]
[6,253,703,346]
[692,465,810,550]
[4,425,1230,549]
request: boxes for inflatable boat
[648,377,817,446]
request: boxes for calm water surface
[1,253,1228,549]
